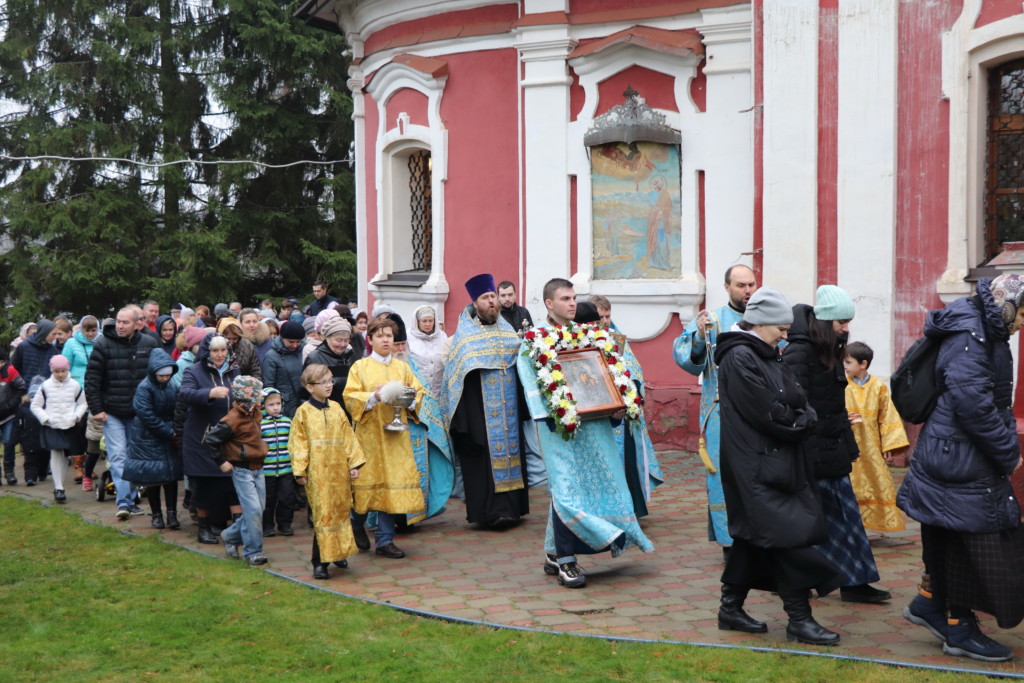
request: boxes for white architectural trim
[343,0,518,43]
[365,58,451,310]
[347,66,370,309]
[836,0,898,376]
[761,0,819,306]
[941,4,1024,302]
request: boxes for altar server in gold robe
[344,317,426,559]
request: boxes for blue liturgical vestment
[672,304,744,546]
[517,320,654,557]
[405,356,455,524]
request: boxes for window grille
[985,59,1024,260]
[408,150,432,270]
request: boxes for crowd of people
[1,271,1022,663]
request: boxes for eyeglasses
[314,380,333,387]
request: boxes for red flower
[619,384,627,394]
[556,407,566,417]
[607,355,617,365]
[624,370,631,378]
[548,382,558,392]
[565,423,577,432]
[539,328,549,338]
[553,363,561,371]
[634,395,643,405]
[566,392,574,401]
[538,353,549,365]
[524,330,535,341]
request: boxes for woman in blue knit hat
[783,285,890,606]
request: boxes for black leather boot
[718,584,767,633]
[197,522,220,545]
[780,592,840,645]
[165,510,180,530]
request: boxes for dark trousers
[263,475,296,531]
[84,439,102,478]
[23,450,49,481]
[146,482,179,514]
[311,534,323,565]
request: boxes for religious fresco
[591,141,681,280]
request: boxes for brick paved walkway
[5,451,1023,677]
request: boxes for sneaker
[262,527,277,538]
[841,584,891,604]
[558,561,587,589]
[82,476,93,492]
[903,591,947,642]
[543,553,559,576]
[224,543,240,560]
[6,473,17,485]
[116,507,131,521]
[53,489,66,504]
[128,504,145,515]
[375,543,406,559]
[943,615,1014,662]
[246,554,268,566]
[278,526,294,537]
[25,479,37,487]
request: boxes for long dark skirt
[453,433,529,526]
[921,523,1024,629]
[191,475,238,510]
[721,538,843,595]
[812,476,880,586]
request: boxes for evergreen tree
[0,1,355,339]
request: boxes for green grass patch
[0,496,984,682]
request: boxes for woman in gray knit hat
[713,287,843,646]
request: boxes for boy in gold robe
[291,364,366,579]
[843,342,910,532]
[344,317,426,559]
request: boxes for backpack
[890,335,942,424]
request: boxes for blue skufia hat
[465,273,496,302]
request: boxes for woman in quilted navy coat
[898,275,1024,663]
[178,334,241,544]
[124,349,181,530]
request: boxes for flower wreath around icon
[522,322,643,440]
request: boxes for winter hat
[155,365,175,377]
[258,309,275,319]
[414,305,436,321]
[301,317,318,336]
[989,274,1024,327]
[49,355,70,371]
[231,375,263,410]
[314,308,339,332]
[289,310,305,323]
[280,321,305,340]
[743,287,793,326]
[372,303,396,319]
[261,387,281,400]
[813,285,855,321]
[183,326,207,350]
[214,303,230,316]
[321,317,352,339]
[179,305,194,318]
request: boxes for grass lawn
[0,495,983,682]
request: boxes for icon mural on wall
[591,141,681,279]
[585,87,682,281]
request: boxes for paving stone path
[5,451,1023,677]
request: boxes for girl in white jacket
[31,355,87,503]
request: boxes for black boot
[718,584,767,633]
[197,522,220,545]
[165,510,180,530]
[313,563,330,580]
[780,592,840,645]
[151,512,165,529]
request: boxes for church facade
[296,0,1024,447]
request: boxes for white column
[836,0,898,376]
[348,68,369,307]
[515,26,576,310]
[701,6,755,312]
[761,1,819,304]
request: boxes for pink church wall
[385,89,430,128]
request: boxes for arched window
[985,58,1024,260]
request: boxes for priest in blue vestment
[440,274,530,528]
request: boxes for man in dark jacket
[263,321,305,417]
[85,306,159,520]
[497,281,533,335]
[307,280,340,317]
[898,276,1024,663]
[11,319,58,381]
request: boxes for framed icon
[557,347,625,420]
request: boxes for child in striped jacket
[260,388,295,537]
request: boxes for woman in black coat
[715,287,842,646]
[897,275,1024,662]
[782,286,889,605]
[178,334,241,544]
[302,317,362,412]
